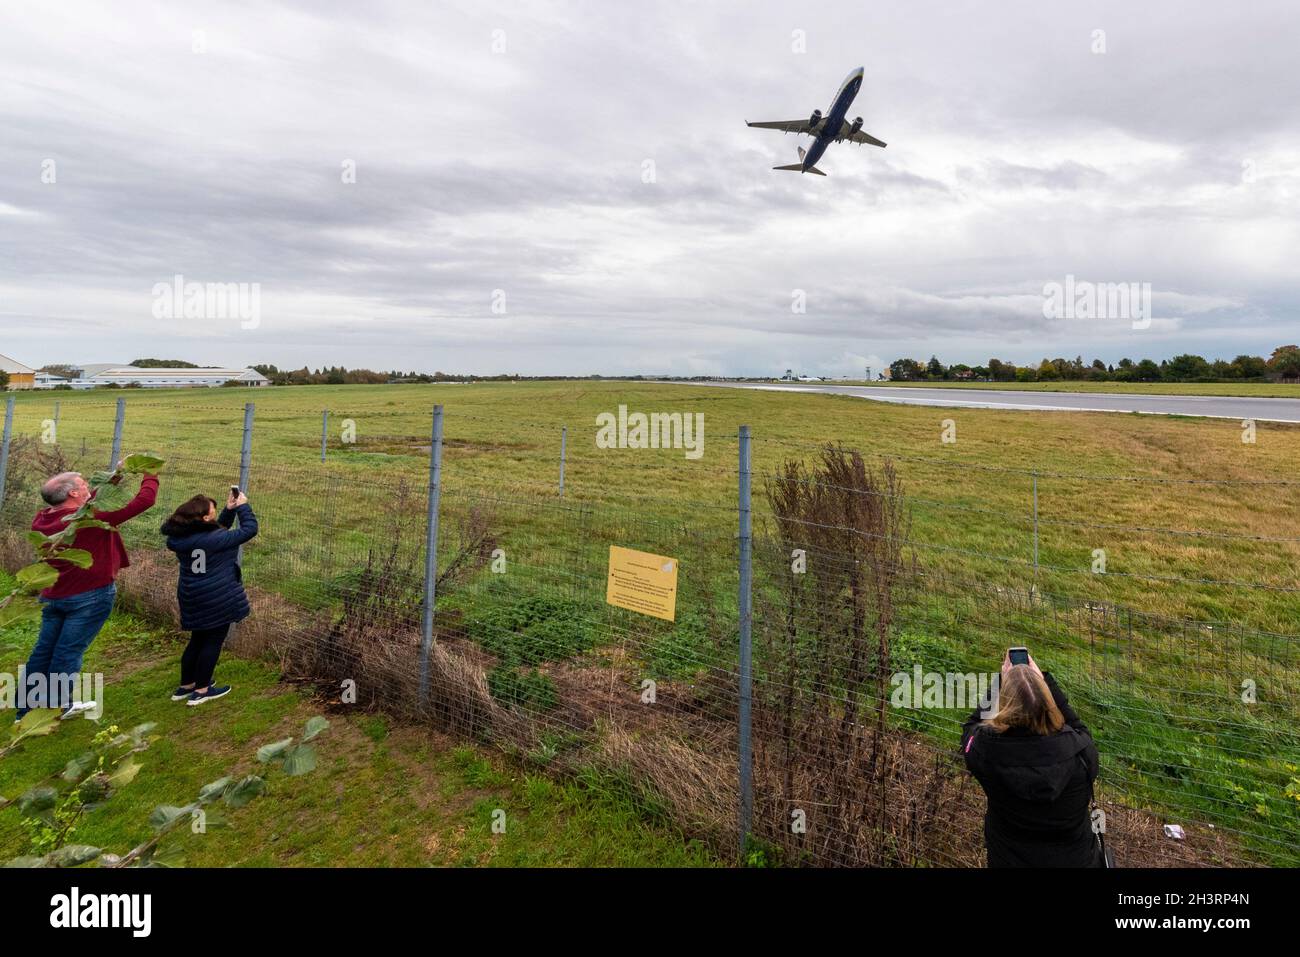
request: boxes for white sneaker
[59,700,97,720]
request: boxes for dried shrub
[756,446,916,865]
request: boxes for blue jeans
[17,583,116,716]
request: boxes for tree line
[249,365,530,385]
[889,345,1300,383]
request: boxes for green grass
[0,599,717,867]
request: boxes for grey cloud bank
[1,0,1297,376]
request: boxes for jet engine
[849,116,863,135]
[808,109,822,128]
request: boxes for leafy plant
[487,664,558,712]
[2,712,329,868]
[0,454,165,630]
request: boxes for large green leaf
[302,716,330,742]
[122,452,165,473]
[222,775,265,808]
[256,738,294,764]
[50,548,93,569]
[49,844,102,867]
[282,744,317,777]
[66,517,111,532]
[107,758,142,788]
[15,562,59,592]
[148,804,193,831]
[197,776,231,802]
[17,785,57,815]
[87,470,118,488]
[13,709,59,738]
[89,481,130,510]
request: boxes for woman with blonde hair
[960,651,1101,867]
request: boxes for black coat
[960,671,1101,867]
[161,504,258,631]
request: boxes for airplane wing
[745,119,818,135]
[836,120,887,148]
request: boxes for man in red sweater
[19,465,159,719]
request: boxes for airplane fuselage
[802,69,863,171]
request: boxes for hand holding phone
[228,485,247,508]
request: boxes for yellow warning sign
[606,546,678,622]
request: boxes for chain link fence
[1,394,1297,866]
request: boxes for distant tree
[1134,359,1162,381]
[1015,366,1038,382]
[1229,354,1267,379]
[1165,354,1211,381]
[39,364,80,380]
[0,370,8,390]
[130,358,198,368]
[1037,359,1061,381]
[1268,345,1300,381]
[890,358,924,381]
[988,358,1017,382]
[925,356,945,379]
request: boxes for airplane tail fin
[773,145,827,175]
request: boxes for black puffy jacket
[960,671,1101,867]
[161,504,258,631]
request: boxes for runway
[663,381,1300,423]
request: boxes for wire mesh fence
[0,393,1297,867]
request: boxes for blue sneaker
[171,686,196,701]
[187,685,231,707]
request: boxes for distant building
[33,371,72,388]
[0,353,36,390]
[71,366,270,389]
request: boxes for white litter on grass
[1163,824,1186,840]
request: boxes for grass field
[2,381,1298,865]
[0,579,716,867]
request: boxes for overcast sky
[2,1,1298,376]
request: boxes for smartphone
[230,485,241,497]
[1008,646,1030,666]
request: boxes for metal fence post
[237,403,254,563]
[737,424,754,858]
[0,396,14,518]
[321,410,329,463]
[109,397,125,469]
[559,425,567,496]
[418,405,444,702]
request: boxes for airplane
[746,66,886,176]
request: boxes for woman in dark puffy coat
[159,489,258,705]
[960,651,1102,867]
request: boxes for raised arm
[206,502,258,552]
[1043,671,1089,736]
